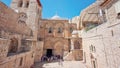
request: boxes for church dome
[51,14,62,20]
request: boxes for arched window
[58,27,63,33]
[102,10,107,22]
[25,1,29,8]
[90,45,96,52]
[48,27,53,33]
[117,13,120,19]
[18,0,23,7]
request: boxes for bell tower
[10,0,42,40]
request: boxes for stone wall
[0,39,10,61]
[0,51,34,68]
[0,32,34,68]
[38,19,69,38]
[0,2,31,35]
[81,1,120,68]
[64,50,83,61]
[43,37,69,56]
[34,41,44,62]
[82,15,120,68]
[0,2,35,68]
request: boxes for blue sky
[0,0,95,19]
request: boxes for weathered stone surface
[0,0,83,68]
[81,0,120,68]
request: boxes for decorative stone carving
[18,12,27,23]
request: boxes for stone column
[71,40,74,50]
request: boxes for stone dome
[51,14,62,20]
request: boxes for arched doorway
[44,40,54,58]
[46,49,53,58]
[54,41,64,57]
[8,38,18,53]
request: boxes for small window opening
[58,28,63,33]
[111,30,114,36]
[25,1,29,8]
[117,13,120,19]
[48,27,53,33]
[18,0,23,7]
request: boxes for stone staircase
[64,49,83,61]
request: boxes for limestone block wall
[0,51,34,68]
[81,1,120,68]
[107,5,117,23]
[64,50,83,61]
[43,37,69,57]
[34,41,44,62]
[38,19,73,39]
[73,50,83,60]
[0,39,10,61]
[82,20,120,68]
[0,2,31,35]
[11,0,41,40]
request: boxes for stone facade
[0,0,83,68]
[0,1,35,68]
[10,0,43,63]
[38,19,82,60]
[80,0,120,68]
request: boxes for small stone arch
[18,0,23,7]
[45,23,54,34]
[54,23,65,37]
[54,23,64,31]
[54,22,65,28]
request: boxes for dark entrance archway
[8,38,18,53]
[46,49,53,58]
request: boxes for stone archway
[45,23,54,36]
[8,37,18,53]
[43,39,54,56]
[44,40,54,49]
[54,41,64,56]
[54,23,65,37]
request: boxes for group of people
[41,55,63,62]
[30,55,64,68]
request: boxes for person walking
[58,58,63,67]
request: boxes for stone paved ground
[35,61,87,68]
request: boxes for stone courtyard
[0,0,120,68]
[34,61,86,68]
